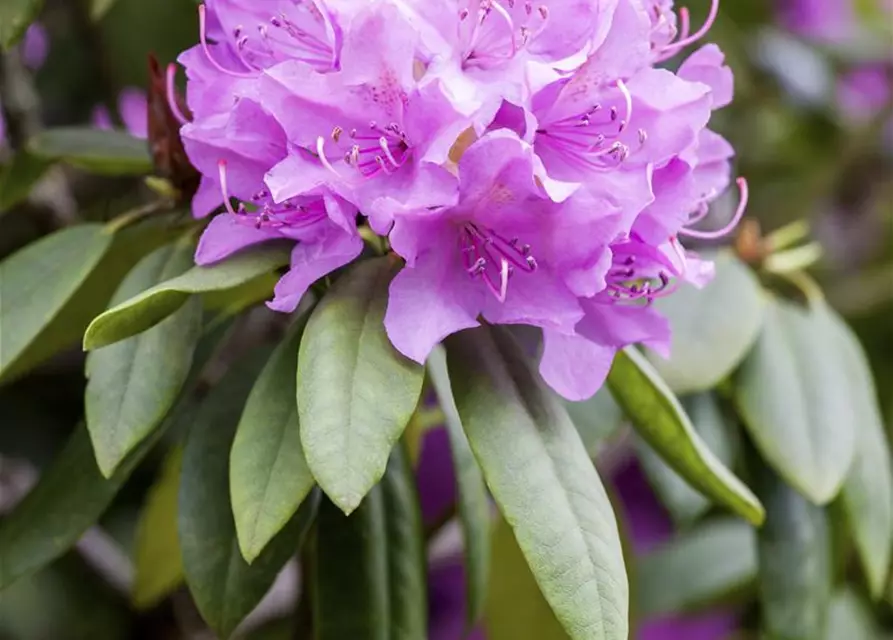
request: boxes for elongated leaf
[298,257,424,514]
[428,346,491,627]
[0,152,51,214]
[485,514,567,640]
[231,320,314,563]
[179,350,316,639]
[824,305,893,597]
[825,588,878,640]
[645,253,765,394]
[445,326,627,640]
[84,245,290,349]
[754,462,831,640]
[314,492,389,640]
[380,444,427,639]
[0,218,182,385]
[28,128,152,175]
[85,242,202,477]
[736,298,857,504]
[0,0,44,49]
[607,348,764,525]
[132,447,184,610]
[636,519,756,617]
[637,392,738,526]
[0,224,110,377]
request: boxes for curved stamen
[166,64,190,126]
[616,79,633,132]
[217,160,240,216]
[198,5,256,79]
[677,7,691,41]
[679,177,748,239]
[316,136,343,177]
[663,0,719,53]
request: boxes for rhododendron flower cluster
[175,0,746,401]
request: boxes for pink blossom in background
[91,88,149,139]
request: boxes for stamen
[662,0,719,54]
[316,136,342,177]
[679,178,748,239]
[165,64,189,125]
[616,79,633,132]
[217,160,240,216]
[198,5,256,79]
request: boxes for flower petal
[195,213,283,265]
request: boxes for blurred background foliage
[0,0,891,638]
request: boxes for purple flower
[22,24,49,71]
[837,65,892,123]
[92,88,149,139]
[175,0,747,401]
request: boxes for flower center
[217,160,327,230]
[605,238,678,304]
[459,0,549,69]
[197,1,338,78]
[316,121,411,179]
[536,80,645,173]
[460,223,537,302]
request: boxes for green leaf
[380,444,427,640]
[0,152,52,214]
[645,253,765,394]
[231,320,315,563]
[132,447,184,610]
[564,387,625,457]
[428,346,491,627]
[637,392,738,526]
[28,128,152,176]
[445,326,627,640]
[0,0,44,50]
[824,305,893,597]
[297,257,424,514]
[314,491,389,640]
[0,218,183,385]
[825,588,879,640]
[179,350,316,639]
[485,514,567,640]
[0,224,111,379]
[636,518,757,617]
[84,245,290,350]
[607,348,764,525]
[735,298,857,504]
[753,462,832,640]
[85,242,203,477]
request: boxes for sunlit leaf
[445,326,627,640]
[132,447,184,610]
[485,515,567,640]
[298,257,424,514]
[607,348,764,525]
